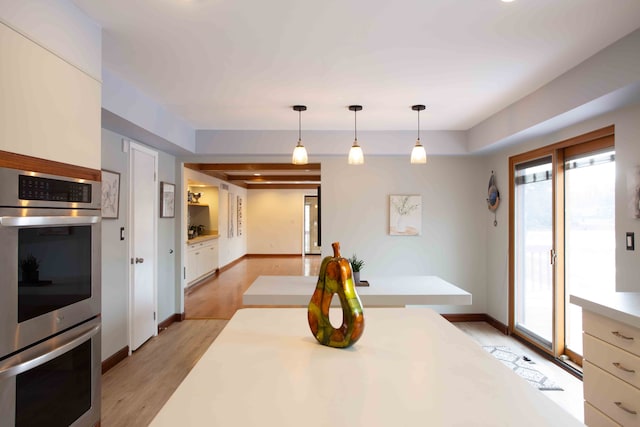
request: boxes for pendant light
[348,105,364,165]
[410,104,427,164]
[292,105,308,165]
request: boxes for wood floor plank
[185,255,321,319]
[101,319,227,427]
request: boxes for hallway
[185,255,321,319]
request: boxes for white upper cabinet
[0,22,101,169]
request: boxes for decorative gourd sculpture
[308,242,365,348]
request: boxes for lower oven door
[0,208,101,357]
[0,317,101,427]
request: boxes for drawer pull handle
[614,401,637,415]
[612,362,636,373]
[611,331,634,340]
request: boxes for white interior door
[130,142,158,351]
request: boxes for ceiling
[73,0,640,189]
[73,0,640,133]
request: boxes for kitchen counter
[150,308,582,426]
[185,234,219,245]
[570,291,640,329]
[243,275,472,307]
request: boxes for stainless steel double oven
[0,167,101,427]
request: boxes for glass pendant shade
[292,141,308,165]
[410,140,427,164]
[348,142,364,165]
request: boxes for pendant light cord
[417,109,421,142]
[298,110,302,142]
[354,108,358,142]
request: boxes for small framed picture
[101,170,120,219]
[389,194,422,236]
[160,182,175,218]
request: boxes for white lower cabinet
[583,310,640,427]
[585,402,621,427]
[186,239,219,285]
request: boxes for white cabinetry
[186,239,219,286]
[583,310,640,426]
[0,22,101,169]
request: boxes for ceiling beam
[230,175,321,182]
[193,163,321,171]
[246,184,320,190]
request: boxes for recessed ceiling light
[501,0,515,2]
[253,173,261,176]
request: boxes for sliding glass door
[513,156,555,347]
[510,128,614,363]
[564,147,616,358]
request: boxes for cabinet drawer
[585,402,621,427]
[584,361,640,426]
[584,311,640,357]
[584,334,640,389]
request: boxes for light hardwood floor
[102,255,584,426]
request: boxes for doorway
[304,195,321,255]
[509,127,615,364]
[129,142,158,351]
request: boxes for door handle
[0,318,100,379]
[612,362,636,373]
[611,331,634,340]
[135,257,144,264]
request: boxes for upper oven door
[0,208,101,358]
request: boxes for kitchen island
[570,292,640,426]
[242,275,472,307]
[151,308,582,426]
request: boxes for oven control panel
[19,175,92,203]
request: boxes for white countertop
[242,275,472,307]
[151,308,582,427]
[185,234,219,245]
[570,291,640,329]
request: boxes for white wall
[101,129,130,361]
[247,189,316,254]
[468,29,640,152]
[101,128,178,361]
[157,152,177,322]
[196,130,467,157]
[321,156,487,314]
[102,69,196,154]
[483,103,640,324]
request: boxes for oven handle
[0,215,101,227]
[0,318,101,379]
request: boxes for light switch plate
[626,232,634,250]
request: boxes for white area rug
[483,346,563,391]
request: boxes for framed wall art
[389,194,422,236]
[101,170,120,219]
[228,192,236,238]
[237,195,243,236]
[160,182,175,218]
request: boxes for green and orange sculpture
[307,242,365,348]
